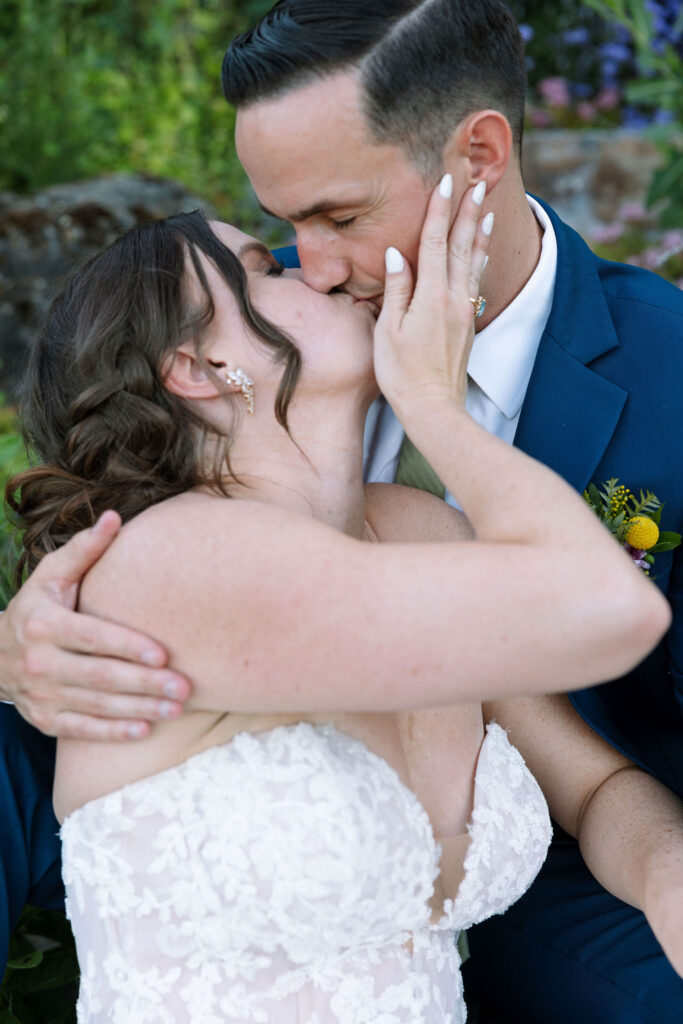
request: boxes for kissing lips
[352,295,383,316]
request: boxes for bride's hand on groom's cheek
[372,175,491,420]
[0,511,191,741]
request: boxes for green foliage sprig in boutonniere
[583,478,681,576]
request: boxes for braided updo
[6,211,302,584]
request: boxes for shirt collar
[467,195,558,419]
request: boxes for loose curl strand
[6,211,302,586]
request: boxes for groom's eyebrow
[256,197,364,224]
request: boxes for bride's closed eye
[266,260,286,277]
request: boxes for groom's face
[236,71,463,309]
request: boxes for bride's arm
[78,180,669,713]
[484,693,683,977]
[372,181,618,555]
[80,488,666,715]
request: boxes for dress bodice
[61,722,551,1023]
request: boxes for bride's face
[200,222,379,410]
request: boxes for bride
[8,179,679,1022]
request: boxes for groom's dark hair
[222,0,527,176]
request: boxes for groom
[221,13,683,1022]
[0,0,681,1020]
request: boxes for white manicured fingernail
[439,173,453,199]
[483,254,490,270]
[472,181,487,206]
[164,679,183,699]
[159,701,181,720]
[482,212,495,236]
[385,247,405,274]
[142,649,163,666]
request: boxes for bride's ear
[163,342,224,400]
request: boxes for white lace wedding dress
[61,721,552,1023]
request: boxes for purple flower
[538,76,571,108]
[577,101,597,122]
[595,86,621,111]
[641,245,666,270]
[563,28,590,46]
[519,24,534,44]
[591,223,626,244]
[662,230,683,250]
[623,106,651,128]
[626,546,650,572]
[600,60,620,85]
[600,42,632,63]
[618,201,648,224]
[645,1,669,35]
[529,109,553,129]
[614,25,633,46]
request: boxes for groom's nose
[296,230,352,294]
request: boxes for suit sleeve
[666,533,683,712]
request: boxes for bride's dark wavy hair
[6,210,302,584]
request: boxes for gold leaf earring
[226,368,255,416]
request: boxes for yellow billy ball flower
[610,484,631,514]
[625,516,660,551]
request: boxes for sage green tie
[395,434,445,499]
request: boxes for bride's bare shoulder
[111,490,308,548]
[79,492,309,607]
[364,483,473,544]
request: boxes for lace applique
[436,724,552,933]
[61,721,551,1022]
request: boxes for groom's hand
[0,512,190,741]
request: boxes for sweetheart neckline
[61,719,446,825]
[61,721,530,930]
[60,719,495,861]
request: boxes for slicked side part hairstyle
[222,0,527,176]
[7,211,302,582]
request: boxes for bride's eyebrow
[237,241,279,264]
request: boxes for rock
[0,175,218,400]
[522,129,663,236]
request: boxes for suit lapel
[514,199,628,492]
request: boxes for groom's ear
[163,342,224,400]
[444,110,512,193]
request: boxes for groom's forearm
[577,764,683,976]
[484,692,683,975]
[577,763,682,910]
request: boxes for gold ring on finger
[470,295,487,318]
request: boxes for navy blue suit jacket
[274,198,683,797]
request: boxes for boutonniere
[583,478,681,576]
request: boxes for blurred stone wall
[0,175,217,400]
[0,133,663,401]
[522,129,662,236]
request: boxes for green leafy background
[0,1,273,209]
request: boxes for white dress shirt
[363,196,558,509]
